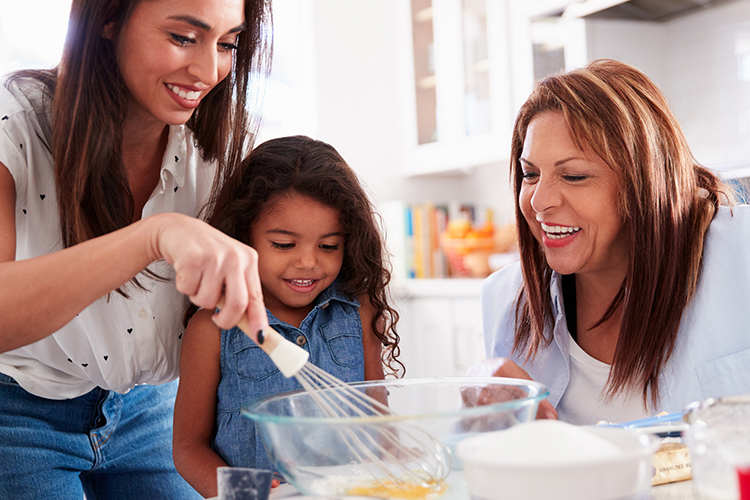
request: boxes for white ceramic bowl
[457,420,659,500]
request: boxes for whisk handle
[217,298,309,378]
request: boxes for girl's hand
[465,357,558,420]
[150,213,267,339]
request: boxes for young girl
[172,135,402,497]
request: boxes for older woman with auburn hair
[474,59,750,424]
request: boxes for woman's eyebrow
[554,157,582,166]
[167,15,247,34]
[519,156,583,167]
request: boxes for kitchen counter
[268,478,698,499]
[651,479,696,499]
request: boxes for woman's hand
[465,357,558,420]
[150,213,267,340]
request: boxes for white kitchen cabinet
[393,279,486,379]
[399,0,524,176]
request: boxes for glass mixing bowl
[241,377,548,499]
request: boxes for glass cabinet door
[462,0,491,136]
[405,0,516,175]
[411,0,438,145]
[410,0,493,145]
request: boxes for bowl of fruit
[440,220,516,277]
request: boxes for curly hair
[196,135,403,376]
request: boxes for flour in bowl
[469,419,623,466]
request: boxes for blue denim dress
[212,281,364,471]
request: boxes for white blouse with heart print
[0,80,216,399]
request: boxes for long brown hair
[5,0,272,288]
[190,135,403,376]
[510,59,729,406]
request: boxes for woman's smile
[166,83,203,102]
[540,222,581,245]
[519,111,629,279]
[165,84,203,109]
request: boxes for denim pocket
[320,321,363,368]
[233,332,279,381]
[0,372,19,386]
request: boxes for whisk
[231,311,451,489]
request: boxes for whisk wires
[293,363,450,488]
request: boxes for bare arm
[173,309,226,498]
[359,296,385,381]
[466,357,558,420]
[0,162,16,264]
[0,161,267,353]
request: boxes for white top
[482,205,750,418]
[0,80,216,399]
[556,333,650,425]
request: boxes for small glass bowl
[684,395,750,500]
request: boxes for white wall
[581,1,750,175]
[0,0,71,75]
[264,0,514,224]
[306,0,409,204]
[664,1,750,173]
[583,19,667,86]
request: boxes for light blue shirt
[482,205,750,415]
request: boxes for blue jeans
[0,373,201,500]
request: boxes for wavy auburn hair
[510,59,729,407]
[194,135,403,376]
[6,0,271,293]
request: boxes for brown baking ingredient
[652,442,692,485]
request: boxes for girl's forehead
[265,190,304,209]
[262,191,339,218]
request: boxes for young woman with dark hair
[0,0,272,497]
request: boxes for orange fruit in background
[446,219,472,239]
[476,221,495,238]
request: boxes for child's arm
[359,296,386,381]
[173,308,227,498]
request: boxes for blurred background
[3,0,750,377]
